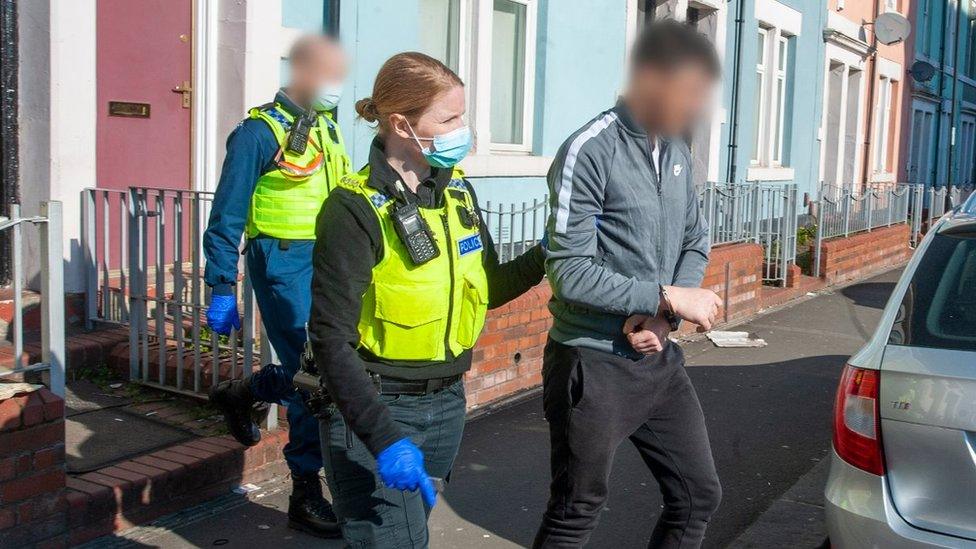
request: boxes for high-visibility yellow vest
[339,166,490,363]
[245,105,350,240]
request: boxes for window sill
[461,153,554,178]
[746,166,794,181]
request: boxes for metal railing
[83,187,274,415]
[481,197,549,262]
[83,188,131,326]
[698,181,799,286]
[812,185,911,277]
[0,203,65,397]
[481,182,800,287]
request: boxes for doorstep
[0,326,129,379]
[65,430,289,546]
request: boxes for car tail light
[833,364,884,476]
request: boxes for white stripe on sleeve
[554,112,618,234]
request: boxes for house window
[959,114,976,186]
[463,0,537,155]
[751,28,768,164]
[872,77,894,174]
[417,0,538,158]
[919,0,930,58]
[490,0,528,146]
[418,0,463,74]
[967,5,976,78]
[752,27,791,167]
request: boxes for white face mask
[312,81,343,111]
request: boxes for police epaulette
[264,108,292,131]
[447,179,467,190]
[369,192,392,208]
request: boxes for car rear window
[889,232,976,351]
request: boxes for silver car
[826,196,976,548]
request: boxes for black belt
[370,373,463,396]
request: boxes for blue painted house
[906,0,976,188]
[717,0,828,200]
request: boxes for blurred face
[629,63,716,136]
[389,84,467,161]
[289,40,348,102]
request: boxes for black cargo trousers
[533,338,721,549]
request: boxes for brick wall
[683,242,764,333]
[0,388,68,548]
[466,284,551,409]
[818,224,911,285]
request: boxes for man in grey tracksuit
[534,22,725,549]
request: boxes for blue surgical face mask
[408,123,472,168]
[312,81,343,111]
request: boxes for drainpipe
[946,0,964,187]
[725,0,745,184]
[860,1,880,191]
[932,0,952,188]
[326,0,340,36]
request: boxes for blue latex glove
[376,438,437,507]
[206,294,241,336]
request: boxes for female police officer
[307,52,545,547]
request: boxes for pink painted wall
[827,0,911,186]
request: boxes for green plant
[796,224,818,247]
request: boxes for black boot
[288,474,341,538]
[208,376,261,447]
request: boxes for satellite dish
[874,12,912,45]
[910,60,937,83]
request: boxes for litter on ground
[706,331,768,348]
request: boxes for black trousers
[533,339,721,549]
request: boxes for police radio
[391,181,440,266]
[286,111,316,155]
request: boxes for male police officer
[203,35,349,538]
[536,22,724,548]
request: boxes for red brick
[205,436,245,451]
[16,491,66,523]
[152,450,199,467]
[20,391,44,427]
[0,396,24,432]
[184,439,233,456]
[114,461,168,481]
[34,445,65,469]
[38,390,65,422]
[0,468,65,502]
[64,488,89,526]
[0,421,64,457]
[132,455,186,475]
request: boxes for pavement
[85,268,900,549]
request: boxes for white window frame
[959,113,976,186]
[752,28,769,165]
[751,25,791,169]
[872,76,893,177]
[772,34,789,165]
[747,0,800,182]
[470,0,538,155]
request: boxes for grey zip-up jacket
[545,103,710,354]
